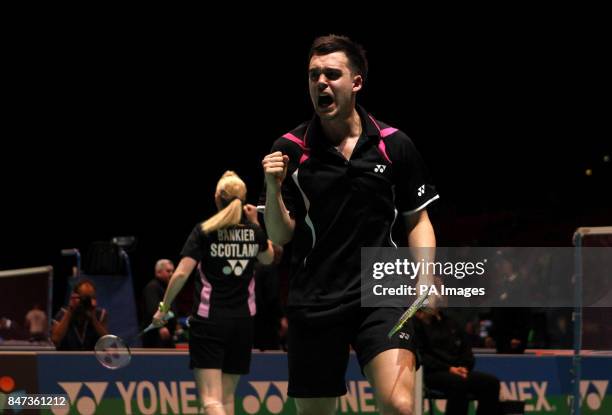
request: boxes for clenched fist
[262,151,289,191]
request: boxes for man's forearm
[264,188,294,245]
[90,315,108,337]
[50,310,72,346]
[407,210,436,288]
[408,213,436,248]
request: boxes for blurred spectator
[25,303,48,342]
[51,278,108,350]
[415,307,501,415]
[489,307,531,353]
[142,259,177,348]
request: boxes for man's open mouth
[318,94,334,108]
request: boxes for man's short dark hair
[309,35,368,81]
[73,278,96,293]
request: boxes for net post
[571,229,583,415]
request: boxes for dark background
[1,18,610,315]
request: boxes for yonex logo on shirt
[374,164,386,173]
[417,185,425,197]
[223,259,250,276]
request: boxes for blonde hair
[201,171,247,234]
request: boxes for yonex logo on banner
[53,380,202,414]
[242,381,289,414]
[339,381,378,413]
[240,380,379,414]
[500,381,552,412]
[579,380,608,411]
[52,382,107,415]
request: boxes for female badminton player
[153,171,274,415]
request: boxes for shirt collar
[306,104,381,149]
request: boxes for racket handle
[387,293,429,338]
[144,311,175,333]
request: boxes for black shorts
[188,316,253,374]
[287,306,417,398]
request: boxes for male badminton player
[260,35,439,415]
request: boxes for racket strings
[95,335,132,369]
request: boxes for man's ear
[352,74,363,92]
